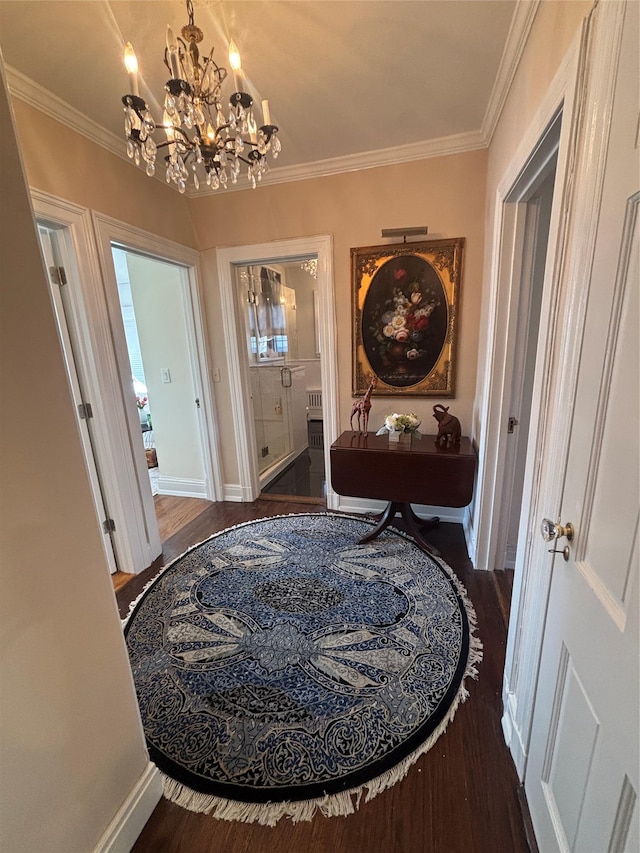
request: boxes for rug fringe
[133,512,483,825]
[158,609,483,825]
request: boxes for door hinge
[508,416,519,434]
[102,518,116,534]
[49,265,67,286]
[195,397,201,409]
[78,402,94,420]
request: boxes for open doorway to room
[234,257,326,502]
[111,246,213,539]
[474,109,563,580]
[216,235,338,510]
[495,156,557,570]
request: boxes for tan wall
[0,68,149,853]
[487,0,593,190]
[193,150,488,484]
[475,0,593,427]
[12,98,197,248]
[468,0,593,551]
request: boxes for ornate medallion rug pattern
[124,514,482,824]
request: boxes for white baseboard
[502,688,527,780]
[463,507,478,569]
[157,475,207,498]
[223,483,246,502]
[336,496,464,524]
[93,762,162,853]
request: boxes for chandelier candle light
[121,0,281,193]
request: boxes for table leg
[399,504,442,557]
[358,501,403,544]
[358,503,442,557]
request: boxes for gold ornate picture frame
[352,238,464,396]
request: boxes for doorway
[495,154,558,570]
[112,246,209,511]
[216,235,339,509]
[234,258,326,501]
[473,110,562,575]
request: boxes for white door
[525,4,639,851]
[38,225,118,574]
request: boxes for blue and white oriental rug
[124,513,482,825]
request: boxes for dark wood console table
[330,431,477,556]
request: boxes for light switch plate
[160,368,171,383]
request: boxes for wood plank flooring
[111,494,214,593]
[117,501,530,853]
[154,493,214,542]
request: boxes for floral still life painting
[351,239,464,396]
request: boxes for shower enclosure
[237,264,307,486]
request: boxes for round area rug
[124,513,482,825]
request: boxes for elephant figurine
[433,404,461,447]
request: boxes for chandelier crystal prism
[121,0,280,193]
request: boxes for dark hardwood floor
[117,501,530,853]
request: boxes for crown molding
[188,129,487,197]
[6,0,538,198]
[481,0,541,145]
[5,64,129,163]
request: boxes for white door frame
[31,191,224,574]
[92,212,224,515]
[492,137,559,572]
[37,222,118,574]
[31,190,158,573]
[472,18,591,775]
[497,2,624,783]
[217,235,338,508]
[472,49,578,575]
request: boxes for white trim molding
[93,763,161,853]
[6,65,126,163]
[500,0,628,787]
[4,2,538,195]
[157,475,207,499]
[92,211,224,506]
[481,1,541,145]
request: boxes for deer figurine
[350,377,377,434]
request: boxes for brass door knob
[540,519,574,542]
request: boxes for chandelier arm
[162,49,172,77]
[157,124,194,146]
[121,0,280,192]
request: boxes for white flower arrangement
[376,412,422,436]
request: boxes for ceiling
[0,0,534,190]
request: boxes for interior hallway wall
[471,0,594,549]
[195,148,488,485]
[11,98,197,249]
[0,62,151,853]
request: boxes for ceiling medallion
[121,0,280,193]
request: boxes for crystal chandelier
[121,0,281,193]
[300,258,318,278]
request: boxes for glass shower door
[237,264,295,479]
